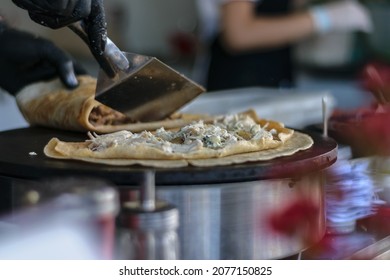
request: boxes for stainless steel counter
[301,211,390,260]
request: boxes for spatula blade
[95,52,205,122]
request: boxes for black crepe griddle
[0,127,337,186]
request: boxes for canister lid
[118,201,179,231]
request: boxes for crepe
[15,75,211,133]
[44,132,312,168]
[43,111,313,167]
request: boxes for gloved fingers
[12,0,43,12]
[26,61,79,89]
[72,0,92,21]
[57,60,80,89]
[86,0,107,57]
[38,42,79,88]
[0,22,87,94]
[73,61,88,76]
[21,60,87,90]
[0,72,25,95]
[15,0,91,29]
[0,64,58,95]
[9,59,86,94]
[29,12,76,28]
[12,0,108,77]
[13,0,75,15]
[13,0,90,17]
[21,64,60,85]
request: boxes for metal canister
[117,200,179,260]
[116,171,179,260]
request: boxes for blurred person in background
[195,0,373,91]
[0,0,107,96]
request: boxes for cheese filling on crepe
[15,75,210,133]
[44,111,300,164]
[83,112,291,159]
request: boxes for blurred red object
[328,62,390,157]
[358,205,390,239]
[267,199,320,246]
[169,31,197,57]
[360,62,390,104]
[329,106,390,157]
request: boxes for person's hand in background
[11,0,107,60]
[214,0,373,53]
[0,23,86,96]
[309,0,373,34]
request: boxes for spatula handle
[68,21,129,78]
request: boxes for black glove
[0,25,86,95]
[12,0,107,59]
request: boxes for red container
[329,107,390,157]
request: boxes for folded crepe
[15,75,209,133]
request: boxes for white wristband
[309,7,332,33]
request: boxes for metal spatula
[69,22,205,122]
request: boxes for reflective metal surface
[117,200,180,260]
[121,172,326,260]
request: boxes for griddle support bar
[139,170,156,211]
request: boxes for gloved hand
[0,25,86,96]
[309,0,373,33]
[12,0,107,59]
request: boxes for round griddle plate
[0,127,337,186]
